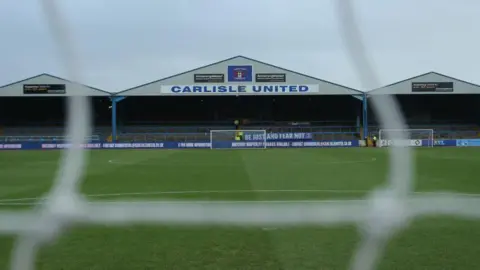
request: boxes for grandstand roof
[0,73,111,97]
[116,55,363,96]
[368,71,480,95]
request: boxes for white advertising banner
[379,139,423,147]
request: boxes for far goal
[378,129,434,147]
[210,130,267,149]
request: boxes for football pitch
[0,148,479,269]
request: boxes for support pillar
[110,96,126,143]
[362,94,368,139]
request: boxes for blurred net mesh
[1,1,480,270]
[378,129,434,139]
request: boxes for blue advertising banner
[0,143,23,150]
[0,139,462,151]
[433,139,457,147]
[456,139,480,147]
[0,140,359,150]
[212,140,357,149]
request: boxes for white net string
[1,1,479,270]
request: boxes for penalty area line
[0,199,367,206]
[0,189,370,202]
[107,157,378,166]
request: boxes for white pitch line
[0,202,38,206]
[0,189,368,202]
[0,199,367,206]
[0,197,43,202]
[97,199,366,204]
[108,160,135,165]
[262,227,279,231]
[108,157,377,166]
[86,189,370,197]
[317,158,377,164]
[0,189,479,203]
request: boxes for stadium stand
[113,95,363,143]
[1,65,480,145]
[111,56,365,143]
[0,74,111,142]
[367,72,480,139]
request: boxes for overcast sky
[0,0,479,92]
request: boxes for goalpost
[378,129,434,147]
[210,130,267,149]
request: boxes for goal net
[378,129,434,147]
[210,130,267,149]
[3,2,480,270]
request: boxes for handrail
[121,131,358,136]
[120,125,358,128]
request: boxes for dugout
[113,56,366,142]
[0,74,111,141]
[366,72,480,139]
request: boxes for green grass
[0,148,479,269]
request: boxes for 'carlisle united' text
[163,85,315,94]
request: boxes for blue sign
[456,139,480,147]
[228,65,253,82]
[209,140,358,149]
[244,132,313,141]
[434,140,456,147]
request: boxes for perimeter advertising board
[0,140,360,150]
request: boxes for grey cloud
[1,0,479,92]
